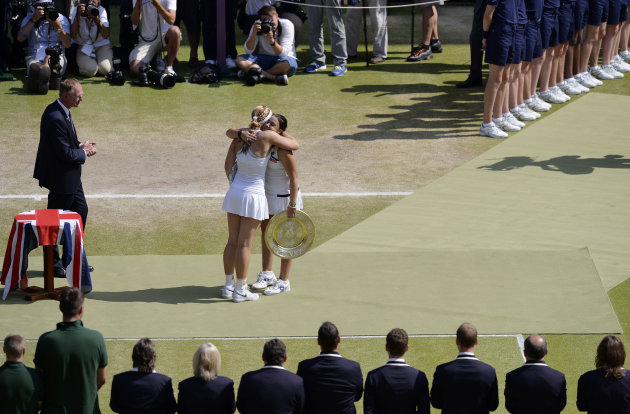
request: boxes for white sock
[225,274,234,284]
[492,117,502,123]
[166,65,173,72]
[236,278,247,289]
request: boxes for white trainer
[511,105,537,121]
[612,56,630,72]
[620,50,630,63]
[568,77,589,93]
[527,96,550,112]
[264,279,291,295]
[221,280,235,299]
[494,117,520,132]
[558,80,582,95]
[603,64,624,79]
[232,285,259,302]
[584,71,603,86]
[551,86,570,102]
[538,89,564,104]
[504,112,525,127]
[519,103,541,119]
[590,65,614,80]
[252,271,277,289]
[480,122,508,138]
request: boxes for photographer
[70,0,113,77]
[235,5,296,86]
[17,0,70,94]
[129,0,183,81]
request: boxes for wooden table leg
[23,245,69,301]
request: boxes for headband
[254,109,273,125]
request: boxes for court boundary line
[0,192,413,201]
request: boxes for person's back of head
[596,335,626,379]
[3,333,25,361]
[456,323,478,350]
[523,335,547,361]
[263,338,287,366]
[132,338,156,373]
[318,321,340,352]
[193,342,220,382]
[386,328,408,358]
[59,287,83,320]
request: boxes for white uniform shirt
[244,17,296,58]
[71,6,110,53]
[132,0,176,42]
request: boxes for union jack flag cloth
[0,209,92,300]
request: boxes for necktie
[68,111,77,139]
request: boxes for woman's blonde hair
[193,342,221,381]
[241,106,272,153]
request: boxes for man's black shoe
[88,265,94,272]
[456,75,483,88]
[430,38,443,53]
[54,267,66,278]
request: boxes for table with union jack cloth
[0,209,92,300]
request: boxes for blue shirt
[525,0,544,20]
[488,0,528,24]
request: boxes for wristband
[482,30,489,39]
[271,41,276,47]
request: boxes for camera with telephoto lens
[105,58,125,85]
[33,1,59,21]
[45,44,62,71]
[132,65,175,89]
[80,0,100,17]
[257,18,275,35]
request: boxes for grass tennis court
[1,4,629,413]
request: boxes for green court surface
[2,92,625,339]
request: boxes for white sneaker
[252,271,277,289]
[264,279,291,295]
[494,116,521,132]
[519,103,541,119]
[504,112,525,127]
[602,64,623,79]
[538,89,564,104]
[612,55,630,72]
[511,105,537,121]
[584,71,603,86]
[551,86,570,102]
[527,96,551,112]
[225,56,237,69]
[221,280,235,299]
[620,50,630,64]
[558,80,582,95]
[575,72,596,88]
[480,122,508,138]
[568,77,589,93]
[232,285,259,302]
[590,65,614,80]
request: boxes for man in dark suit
[457,0,487,87]
[297,321,363,414]
[504,334,566,413]
[430,322,499,414]
[237,338,304,414]
[110,338,177,414]
[364,328,430,414]
[33,78,96,277]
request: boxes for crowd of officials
[0,288,629,413]
[0,0,449,89]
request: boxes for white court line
[97,334,524,341]
[0,192,413,201]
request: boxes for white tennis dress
[265,147,303,215]
[222,148,272,221]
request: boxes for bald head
[456,323,478,351]
[524,335,547,361]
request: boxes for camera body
[45,44,63,71]
[133,65,175,89]
[80,0,100,18]
[258,18,275,35]
[33,1,59,21]
[105,58,125,85]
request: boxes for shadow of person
[478,154,630,175]
[86,285,228,304]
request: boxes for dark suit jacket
[297,352,363,414]
[33,100,86,194]
[577,368,630,413]
[109,370,177,414]
[237,365,304,414]
[430,354,499,414]
[178,375,235,414]
[505,360,566,414]
[364,360,430,414]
